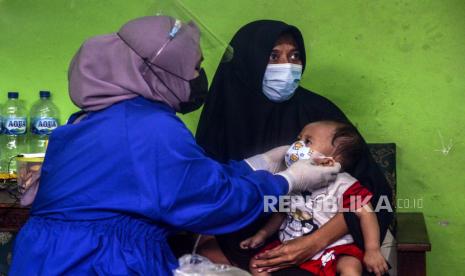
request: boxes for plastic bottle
[0,101,3,173]
[0,92,28,173]
[29,91,60,153]
[0,102,3,133]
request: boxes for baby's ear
[312,157,335,166]
[332,153,345,168]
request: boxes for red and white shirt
[279,172,372,260]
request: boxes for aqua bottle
[29,91,60,153]
[0,101,3,173]
[0,92,27,173]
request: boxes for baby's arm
[240,213,286,249]
[357,203,389,275]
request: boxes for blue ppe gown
[9,97,288,275]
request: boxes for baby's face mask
[284,140,325,167]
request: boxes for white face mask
[262,63,302,102]
[284,140,324,167]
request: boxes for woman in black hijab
[196,20,393,274]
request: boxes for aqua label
[32,117,59,135]
[4,117,27,135]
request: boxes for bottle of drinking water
[0,101,3,173]
[0,92,28,173]
[0,102,3,133]
[29,91,60,153]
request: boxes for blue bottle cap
[8,92,19,99]
[40,90,51,98]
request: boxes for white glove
[244,145,289,173]
[277,159,341,193]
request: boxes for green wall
[1,0,464,274]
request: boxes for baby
[240,120,388,276]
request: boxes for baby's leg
[336,255,363,276]
[249,258,271,276]
[197,236,232,265]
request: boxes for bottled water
[0,102,3,173]
[0,92,27,173]
[29,91,60,153]
[0,102,3,133]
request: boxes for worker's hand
[19,164,42,207]
[240,230,268,249]
[364,248,389,276]
[277,158,341,193]
[245,145,289,173]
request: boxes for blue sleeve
[222,160,254,177]
[140,112,288,235]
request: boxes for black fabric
[271,267,314,275]
[195,20,393,270]
[179,68,209,114]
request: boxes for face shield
[117,15,209,114]
[144,0,234,117]
[152,0,234,66]
[117,1,234,115]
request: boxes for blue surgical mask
[262,63,302,102]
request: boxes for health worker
[9,16,340,275]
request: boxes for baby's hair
[329,121,364,171]
[313,120,364,171]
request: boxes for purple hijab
[68,16,201,112]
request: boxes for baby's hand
[363,248,389,276]
[240,231,267,249]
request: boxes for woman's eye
[269,52,279,61]
[290,51,301,62]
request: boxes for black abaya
[196,20,393,270]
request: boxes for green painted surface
[1,0,464,274]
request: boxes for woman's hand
[18,164,42,207]
[252,236,319,273]
[245,145,289,173]
[253,213,349,273]
[363,248,388,276]
[278,159,341,192]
